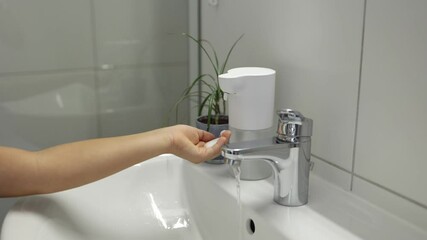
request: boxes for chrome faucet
[221,109,313,206]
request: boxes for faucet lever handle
[277,109,313,142]
[277,109,304,123]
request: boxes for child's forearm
[0,129,170,196]
[33,129,171,195]
[0,125,230,197]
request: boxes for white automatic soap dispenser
[219,67,276,130]
[219,67,276,180]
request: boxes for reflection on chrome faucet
[221,109,313,207]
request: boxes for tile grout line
[89,0,102,138]
[311,154,352,174]
[0,67,95,78]
[354,173,427,210]
[0,64,187,79]
[197,0,202,106]
[350,0,368,191]
[312,154,427,210]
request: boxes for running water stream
[230,161,242,240]
[205,138,244,239]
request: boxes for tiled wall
[0,0,189,228]
[201,0,427,231]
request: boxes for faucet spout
[222,138,309,206]
[221,109,313,207]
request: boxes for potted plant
[172,33,243,137]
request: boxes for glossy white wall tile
[355,0,427,207]
[93,0,188,67]
[352,176,427,231]
[0,71,98,149]
[0,0,94,73]
[201,0,365,171]
[311,156,352,190]
[97,65,189,137]
[93,0,190,135]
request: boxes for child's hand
[166,125,231,163]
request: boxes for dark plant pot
[196,115,229,164]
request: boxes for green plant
[172,33,243,130]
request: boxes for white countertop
[192,162,427,240]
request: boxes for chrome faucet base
[222,109,313,207]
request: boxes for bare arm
[0,125,231,197]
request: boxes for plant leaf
[206,94,214,131]
[201,39,219,71]
[182,73,209,97]
[198,93,212,116]
[220,34,244,74]
[183,33,219,77]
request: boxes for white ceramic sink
[1,154,426,240]
[1,155,204,240]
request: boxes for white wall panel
[355,0,427,206]
[201,0,364,171]
[0,0,94,73]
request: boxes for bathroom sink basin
[0,154,286,240]
[1,155,206,240]
[1,154,426,240]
